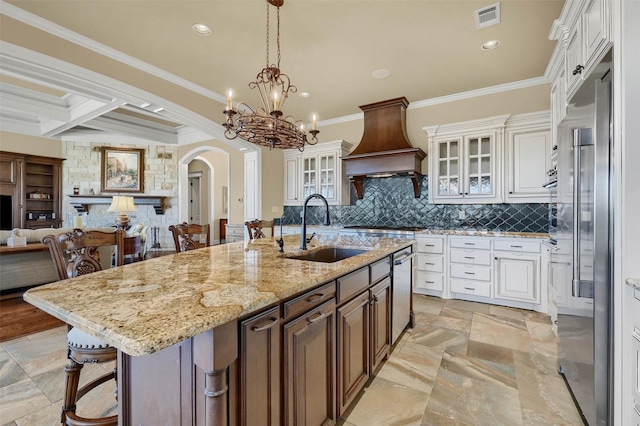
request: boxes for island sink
[287,247,366,263]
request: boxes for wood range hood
[341,97,426,199]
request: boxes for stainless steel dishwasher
[392,246,415,344]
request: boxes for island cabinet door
[370,277,391,372]
[238,306,280,426]
[337,291,370,417]
[283,299,336,426]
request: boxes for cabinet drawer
[416,254,443,273]
[450,237,491,250]
[283,281,337,321]
[337,267,370,304]
[450,278,492,298]
[493,240,541,253]
[370,256,391,284]
[415,271,443,291]
[450,263,491,281]
[416,237,444,254]
[450,248,491,266]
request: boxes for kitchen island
[24,233,413,425]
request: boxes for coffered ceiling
[0,0,564,146]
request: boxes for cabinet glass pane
[450,178,459,195]
[450,159,458,175]
[439,143,448,158]
[469,158,478,174]
[439,160,447,176]
[481,176,491,194]
[450,141,458,157]
[481,157,490,174]
[481,137,490,154]
[469,139,478,156]
[469,177,479,194]
[439,177,448,195]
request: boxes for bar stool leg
[61,359,82,424]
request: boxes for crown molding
[0,1,226,105]
[319,78,549,128]
[408,77,549,110]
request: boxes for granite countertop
[626,278,640,290]
[24,234,411,357]
[281,225,549,239]
[416,229,550,239]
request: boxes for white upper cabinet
[549,0,612,100]
[505,112,552,203]
[425,115,508,204]
[283,140,353,206]
[425,113,550,204]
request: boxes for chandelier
[222,0,319,151]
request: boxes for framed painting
[101,147,145,193]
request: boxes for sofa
[0,227,116,293]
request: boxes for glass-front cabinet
[284,140,353,206]
[427,118,505,204]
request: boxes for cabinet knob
[572,64,584,75]
[509,191,513,194]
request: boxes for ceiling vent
[474,3,501,29]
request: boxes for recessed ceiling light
[481,40,500,50]
[372,69,392,79]
[299,92,311,98]
[192,23,212,36]
[239,147,248,151]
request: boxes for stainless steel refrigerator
[555,55,613,426]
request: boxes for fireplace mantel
[68,195,167,215]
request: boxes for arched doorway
[178,146,228,244]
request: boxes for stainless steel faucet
[300,193,330,250]
[276,215,284,253]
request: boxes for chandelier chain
[276,6,281,68]
[266,1,270,68]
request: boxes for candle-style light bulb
[312,114,317,131]
[300,123,305,132]
[226,90,233,111]
[273,92,280,111]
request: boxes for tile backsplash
[282,176,550,233]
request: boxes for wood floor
[0,294,63,342]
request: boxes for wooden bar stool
[42,228,125,426]
[244,219,274,240]
[168,222,210,252]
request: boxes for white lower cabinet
[494,255,539,304]
[449,236,492,299]
[450,278,491,298]
[414,233,549,313]
[414,236,446,293]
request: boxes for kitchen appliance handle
[394,252,416,265]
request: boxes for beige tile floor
[0,295,583,425]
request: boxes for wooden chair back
[42,229,126,280]
[169,222,210,253]
[244,219,266,240]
